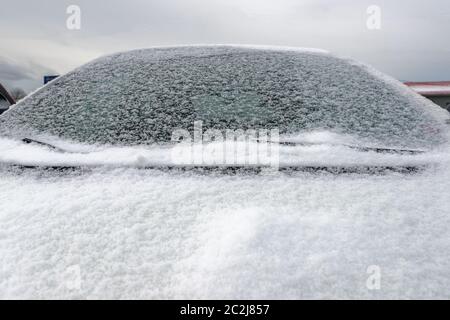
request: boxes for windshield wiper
[264,141,425,155]
[20,137,426,156]
[342,145,425,155]
[22,138,69,153]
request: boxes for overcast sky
[1,0,449,92]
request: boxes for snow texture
[1,159,450,299]
[0,133,448,169]
[1,46,450,299]
[1,45,449,149]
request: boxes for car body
[0,46,450,299]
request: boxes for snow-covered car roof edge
[346,58,450,123]
[98,44,330,59]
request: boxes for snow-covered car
[0,46,449,299]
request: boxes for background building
[405,81,450,111]
[44,75,59,85]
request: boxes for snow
[1,152,450,299]
[1,45,450,299]
[0,134,448,169]
[132,44,329,54]
[1,45,448,149]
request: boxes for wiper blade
[22,138,69,153]
[342,145,425,155]
[5,163,426,175]
[264,140,425,155]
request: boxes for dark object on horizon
[0,82,15,115]
[405,81,450,112]
[10,88,27,101]
[44,75,60,85]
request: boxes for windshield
[0,46,448,148]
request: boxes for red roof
[404,81,450,97]
[404,81,450,86]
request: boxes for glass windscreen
[0,46,447,148]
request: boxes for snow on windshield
[1,127,450,169]
[0,133,449,169]
[0,46,448,149]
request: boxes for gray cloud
[0,59,33,81]
[0,0,449,92]
[0,58,57,92]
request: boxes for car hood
[1,143,450,299]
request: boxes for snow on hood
[1,145,450,299]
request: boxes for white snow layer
[1,46,450,299]
[0,134,448,168]
[1,45,449,148]
[1,148,450,299]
